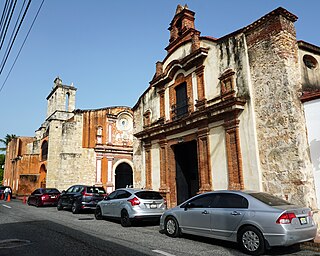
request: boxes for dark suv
[57,185,106,214]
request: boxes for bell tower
[46,77,77,120]
[166,4,200,54]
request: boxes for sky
[0,0,319,142]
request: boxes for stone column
[224,118,244,190]
[144,142,152,189]
[96,157,102,184]
[106,156,114,193]
[195,65,207,110]
[197,128,212,193]
[159,139,169,192]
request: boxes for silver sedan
[160,190,317,255]
[95,188,166,227]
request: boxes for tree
[0,134,17,151]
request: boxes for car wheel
[27,199,31,206]
[57,199,63,211]
[95,206,103,220]
[120,210,131,227]
[164,216,180,238]
[71,201,80,214]
[36,199,41,207]
[238,226,265,256]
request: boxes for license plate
[150,204,157,209]
[50,196,56,198]
[299,217,308,225]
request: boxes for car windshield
[249,192,292,206]
[86,187,106,194]
[44,188,59,193]
[135,191,163,200]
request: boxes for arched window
[41,141,48,161]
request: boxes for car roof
[115,188,158,193]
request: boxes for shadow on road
[0,220,150,256]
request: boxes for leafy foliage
[0,134,17,151]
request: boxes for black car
[0,186,12,200]
[57,185,106,214]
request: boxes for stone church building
[3,5,320,224]
[4,77,134,195]
[132,4,320,218]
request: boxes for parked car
[160,190,317,255]
[95,188,166,227]
[57,185,106,214]
[0,186,12,199]
[27,188,60,207]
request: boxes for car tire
[95,206,103,220]
[27,199,31,206]
[57,199,63,211]
[72,201,80,214]
[36,199,41,207]
[120,209,132,227]
[164,216,180,238]
[238,226,265,256]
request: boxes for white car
[95,188,166,227]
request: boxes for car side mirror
[184,202,194,210]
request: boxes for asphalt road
[0,199,319,256]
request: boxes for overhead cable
[0,0,45,94]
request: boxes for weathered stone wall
[246,14,317,208]
[132,100,145,188]
[46,114,96,191]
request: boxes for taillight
[41,195,48,200]
[308,211,313,217]
[276,212,296,224]
[128,197,140,206]
[81,191,91,197]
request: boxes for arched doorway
[115,163,133,189]
[39,164,47,188]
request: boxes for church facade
[132,5,320,216]
[3,78,134,195]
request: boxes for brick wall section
[246,14,317,207]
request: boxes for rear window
[86,187,106,194]
[249,192,292,206]
[44,188,60,194]
[135,191,163,200]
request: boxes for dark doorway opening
[115,163,133,189]
[174,140,199,204]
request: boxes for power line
[0,0,44,94]
[0,0,31,76]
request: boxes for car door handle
[202,210,209,215]
[231,211,241,216]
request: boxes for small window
[303,55,318,69]
[182,194,217,208]
[107,191,118,200]
[135,191,162,200]
[41,141,48,161]
[215,193,248,209]
[86,186,106,194]
[67,186,75,193]
[116,190,131,199]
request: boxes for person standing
[4,187,10,201]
